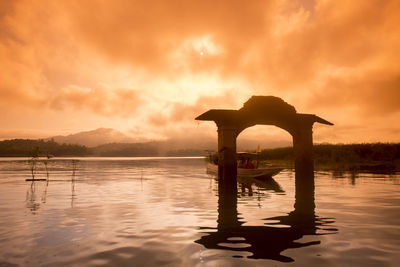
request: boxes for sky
[1,0,399,146]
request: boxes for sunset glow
[1,0,399,144]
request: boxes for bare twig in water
[43,153,53,184]
[43,161,49,182]
[28,147,40,181]
[29,159,36,181]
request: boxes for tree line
[0,139,89,157]
[1,139,399,164]
[0,139,206,157]
[258,143,400,163]
[257,143,400,171]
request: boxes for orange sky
[0,0,399,145]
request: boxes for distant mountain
[237,138,291,151]
[48,127,291,152]
[0,127,292,157]
[50,128,136,147]
[91,142,160,156]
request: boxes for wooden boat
[206,163,283,179]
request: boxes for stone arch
[195,96,333,182]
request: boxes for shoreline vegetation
[0,139,399,172]
[258,143,400,172]
[0,139,206,157]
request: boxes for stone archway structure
[196,96,333,183]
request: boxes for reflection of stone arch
[196,96,333,181]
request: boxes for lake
[0,157,399,266]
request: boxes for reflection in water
[350,172,357,185]
[238,175,284,196]
[26,179,51,213]
[26,182,48,214]
[71,159,79,207]
[1,158,397,266]
[71,175,76,208]
[26,182,40,213]
[25,159,80,211]
[41,179,49,203]
[196,172,337,262]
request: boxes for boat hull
[206,163,283,178]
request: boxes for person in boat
[238,158,246,168]
[237,153,257,169]
[244,159,256,169]
[213,156,218,165]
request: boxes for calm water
[0,157,399,266]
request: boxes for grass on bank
[257,143,400,172]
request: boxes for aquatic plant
[28,147,40,180]
[43,153,53,183]
[29,158,37,180]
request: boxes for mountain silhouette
[49,127,291,151]
[49,128,136,147]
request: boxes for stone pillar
[217,177,239,230]
[217,125,238,182]
[292,123,315,212]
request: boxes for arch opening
[237,125,292,152]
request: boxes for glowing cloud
[0,0,399,144]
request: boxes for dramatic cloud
[147,91,242,126]
[0,0,399,143]
[50,85,143,117]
